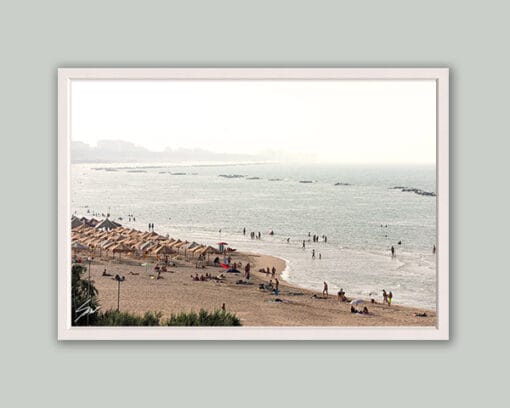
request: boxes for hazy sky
[71,79,436,164]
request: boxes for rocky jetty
[218,174,245,178]
[390,186,436,197]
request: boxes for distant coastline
[71,140,314,164]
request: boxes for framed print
[58,68,449,340]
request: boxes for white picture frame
[58,68,449,340]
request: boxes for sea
[71,162,437,310]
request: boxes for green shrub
[95,310,163,326]
[165,309,241,326]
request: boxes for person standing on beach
[302,240,306,249]
[391,246,395,258]
[388,291,393,306]
[323,282,328,298]
[243,227,246,235]
[266,267,270,277]
[383,289,388,304]
[271,266,276,278]
[245,263,251,278]
[433,244,436,254]
[274,278,279,296]
[312,249,316,259]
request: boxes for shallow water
[72,162,437,310]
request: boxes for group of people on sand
[190,272,216,282]
[259,277,280,295]
[351,305,370,314]
[259,266,277,278]
[382,289,394,306]
[337,288,347,302]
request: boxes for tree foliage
[71,263,100,326]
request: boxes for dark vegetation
[71,264,241,326]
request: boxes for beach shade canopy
[73,223,88,232]
[185,241,200,250]
[217,242,228,252]
[191,245,206,253]
[95,218,122,231]
[88,218,100,227]
[71,217,84,228]
[71,241,88,251]
[100,239,116,248]
[173,240,189,249]
[350,299,364,306]
[169,239,183,248]
[196,246,211,255]
[140,241,157,251]
[111,243,132,253]
[153,245,174,255]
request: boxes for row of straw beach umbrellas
[71,217,218,261]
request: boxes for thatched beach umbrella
[153,245,174,256]
[173,240,188,250]
[71,241,89,252]
[71,217,84,228]
[140,241,157,252]
[110,242,132,260]
[169,239,182,248]
[95,218,121,231]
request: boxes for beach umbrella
[153,245,174,255]
[140,241,157,251]
[173,240,189,250]
[111,243,132,260]
[95,218,121,231]
[88,218,100,227]
[169,239,182,248]
[217,242,228,252]
[350,299,364,306]
[72,241,88,251]
[71,217,84,228]
[191,245,205,253]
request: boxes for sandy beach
[82,250,436,327]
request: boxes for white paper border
[58,68,449,340]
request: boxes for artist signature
[74,299,101,323]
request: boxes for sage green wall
[1,1,507,406]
